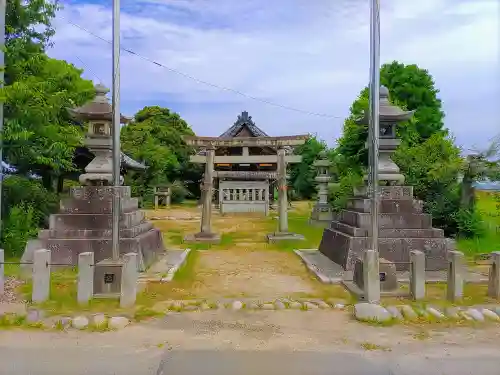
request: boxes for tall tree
[2,54,95,189]
[289,136,327,199]
[121,106,201,202]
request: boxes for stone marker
[32,249,51,303]
[410,250,425,300]
[120,253,138,308]
[0,249,4,296]
[364,250,380,303]
[354,303,391,323]
[77,252,94,305]
[447,251,464,302]
[487,252,500,299]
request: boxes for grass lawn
[456,190,500,256]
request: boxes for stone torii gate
[183,135,307,244]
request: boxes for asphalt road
[2,347,500,375]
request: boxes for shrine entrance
[219,180,269,215]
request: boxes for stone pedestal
[310,152,334,226]
[318,186,454,271]
[22,186,165,272]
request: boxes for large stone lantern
[310,151,334,226]
[68,83,129,186]
[356,86,414,188]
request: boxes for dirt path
[144,203,339,300]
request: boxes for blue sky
[49,0,499,150]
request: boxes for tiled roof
[219,111,269,138]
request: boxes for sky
[49,0,499,151]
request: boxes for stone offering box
[319,186,454,271]
[35,186,164,271]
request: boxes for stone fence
[0,249,138,308]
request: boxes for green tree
[289,136,327,199]
[2,54,95,189]
[121,106,201,204]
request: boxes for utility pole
[111,0,121,260]
[0,0,6,234]
[368,0,381,253]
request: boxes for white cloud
[49,0,499,147]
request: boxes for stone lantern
[310,150,334,226]
[68,83,129,186]
[356,86,414,190]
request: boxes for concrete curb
[161,248,191,282]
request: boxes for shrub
[453,208,486,239]
[2,203,40,257]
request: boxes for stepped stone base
[184,232,221,244]
[22,186,165,272]
[309,203,335,227]
[266,232,305,243]
[318,186,454,271]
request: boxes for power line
[62,17,345,119]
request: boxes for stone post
[32,249,51,303]
[120,252,138,308]
[364,249,380,303]
[310,151,333,225]
[277,147,288,233]
[184,147,220,243]
[154,187,159,210]
[447,251,464,302]
[201,148,215,233]
[487,251,500,299]
[0,249,4,296]
[77,252,94,305]
[166,187,171,207]
[410,250,425,300]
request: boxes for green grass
[457,191,500,256]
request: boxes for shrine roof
[219,111,268,138]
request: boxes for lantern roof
[356,86,414,124]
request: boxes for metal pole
[369,0,381,253]
[111,0,121,260]
[0,0,5,234]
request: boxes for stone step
[49,210,146,230]
[43,228,165,271]
[329,221,444,238]
[340,210,432,229]
[60,197,139,214]
[38,222,154,240]
[319,228,450,271]
[347,198,423,214]
[69,186,131,200]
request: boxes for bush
[1,203,40,257]
[170,180,192,204]
[453,208,486,239]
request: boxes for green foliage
[1,203,39,257]
[289,136,327,199]
[453,209,486,239]
[121,106,202,204]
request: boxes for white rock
[289,302,302,310]
[386,306,403,320]
[90,313,107,327]
[426,307,445,320]
[274,301,286,310]
[354,303,392,323]
[72,316,89,330]
[108,316,130,330]
[232,301,243,310]
[401,305,418,320]
[261,303,275,310]
[313,300,330,309]
[481,309,500,321]
[465,308,485,322]
[444,307,460,320]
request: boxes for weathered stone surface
[90,313,107,327]
[444,307,460,320]
[232,301,243,310]
[465,308,484,322]
[274,301,286,310]
[72,316,89,330]
[108,316,130,330]
[481,309,500,321]
[289,302,302,310]
[318,185,452,272]
[386,306,403,320]
[401,305,418,320]
[426,307,445,320]
[354,303,392,322]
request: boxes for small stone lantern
[68,83,130,186]
[356,86,414,191]
[310,150,334,225]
